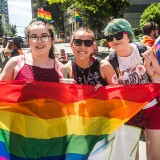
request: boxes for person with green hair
[104,18,160,160]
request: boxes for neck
[76,57,91,69]
[30,52,53,66]
[116,44,132,57]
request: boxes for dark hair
[60,49,65,53]
[142,21,159,35]
[70,27,95,46]
[25,20,55,59]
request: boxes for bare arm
[143,49,160,83]
[0,57,18,80]
[55,60,66,78]
[64,60,73,78]
[100,59,118,85]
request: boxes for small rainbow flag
[37,8,53,23]
[141,35,155,47]
[153,36,160,64]
[75,9,82,29]
[0,81,159,159]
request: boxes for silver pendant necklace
[76,65,90,84]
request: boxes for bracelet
[150,71,156,79]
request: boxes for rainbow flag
[37,8,53,23]
[153,36,160,64]
[0,81,159,159]
[75,9,82,29]
[141,35,155,47]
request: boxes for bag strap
[109,42,147,76]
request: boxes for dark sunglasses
[73,39,94,47]
[105,32,127,42]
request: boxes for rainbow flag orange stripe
[0,81,159,159]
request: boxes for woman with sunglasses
[0,20,65,81]
[66,27,117,87]
[104,18,160,160]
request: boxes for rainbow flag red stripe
[0,81,159,159]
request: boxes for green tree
[4,23,17,36]
[33,0,65,35]
[34,0,131,39]
[51,0,131,38]
[140,3,160,29]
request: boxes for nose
[37,37,42,42]
[112,37,117,42]
[80,42,86,48]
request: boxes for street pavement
[0,43,146,160]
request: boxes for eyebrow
[29,33,50,37]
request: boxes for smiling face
[107,32,130,51]
[28,24,53,56]
[71,30,95,61]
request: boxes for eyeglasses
[29,34,51,42]
[105,32,127,42]
[73,39,94,47]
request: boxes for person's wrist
[149,70,156,79]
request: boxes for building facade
[123,0,159,28]
[0,0,9,24]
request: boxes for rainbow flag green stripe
[0,129,107,158]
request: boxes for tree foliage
[140,3,160,29]
[33,0,64,35]
[4,24,17,36]
[34,0,131,38]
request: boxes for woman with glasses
[104,18,160,160]
[66,27,117,87]
[0,20,65,81]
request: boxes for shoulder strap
[134,42,147,56]
[109,42,147,76]
[108,51,119,76]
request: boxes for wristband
[150,71,156,79]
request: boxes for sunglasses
[73,39,94,47]
[105,32,127,42]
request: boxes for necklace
[74,62,91,85]
[76,65,88,74]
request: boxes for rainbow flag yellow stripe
[0,81,159,159]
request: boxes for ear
[70,39,75,51]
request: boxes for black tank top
[72,58,107,86]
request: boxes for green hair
[104,18,135,42]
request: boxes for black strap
[109,42,147,76]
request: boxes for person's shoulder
[100,58,112,68]
[55,60,65,68]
